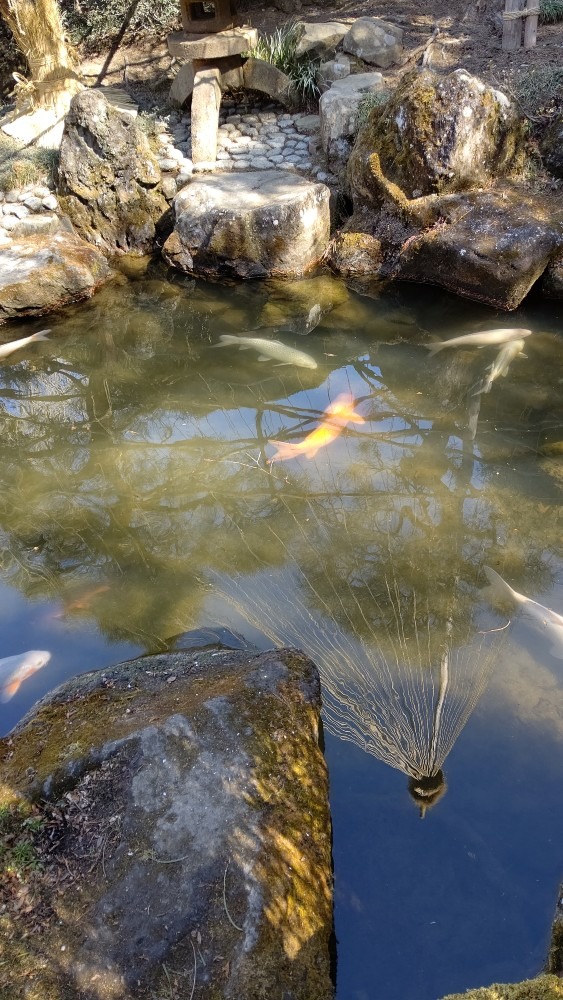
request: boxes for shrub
[60,0,181,51]
[252,21,320,108]
[354,90,390,133]
[515,66,563,120]
[539,0,563,22]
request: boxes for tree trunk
[0,0,82,113]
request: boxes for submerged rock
[542,249,563,299]
[57,89,168,256]
[163,170,331,279]
[0,647,334,1000]
[0,229,113,324]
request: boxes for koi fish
[0,650,51,703]
[268,393,365,462]
[53,584,111,618]
[426,328,531,356]
[0,330,50,360]
[214,335,317,369]
[483,565,563,658]
[474,338,527,395]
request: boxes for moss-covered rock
[57,89,168,256]
[348,67,526,206]
[0,647,334,1000]
[542,248,563,299]
[440,974,563,999]
[540,114,563,180]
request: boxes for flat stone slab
[164,169,331,279]
[0,230,113,324]
[0,647,334,1000]
[167,26,258,60]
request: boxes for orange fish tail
[268,439,303,463]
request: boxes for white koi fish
[426,328,532,356]
[474,338,527,395]
[214,334,317,369]
[0,650,51,703]
[0,329,50,360]
[483,566,563,658]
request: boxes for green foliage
[0,134,59,192]
[0,803,42,878]
[354,90,390,133]
[60,0,181,51]
[252,21,320,108]
[515,66,563,120]
[539,0,563,22]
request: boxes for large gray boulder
[163,170,331,279]
[295,21,350,59]
[0,229,113,324]
[342,17,403,68]
[319,72,385,179]
[0,646,334,1000]
[57,89,168,256]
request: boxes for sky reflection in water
[0,267,562,999]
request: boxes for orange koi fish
[268,393,365,462]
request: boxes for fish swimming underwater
[0,650,51,703]
[214,334,318,369]
[0,329,50,360]
[426,328,532,356]
[483,566,563,658]
[474,338,527,395]
[268,393,365,462]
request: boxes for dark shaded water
[1,264,562,999]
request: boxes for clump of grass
[60,0,181,51]
[354,90,391,133]
[515,66,563,121]
[0,135,58,193]
[539,0,563,22]
[252,21,320,108]
[0,802,43,879]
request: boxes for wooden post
[502,0,524,51]
[523,0,539,49]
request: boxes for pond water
[1,265,562,999]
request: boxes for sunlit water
[1,264,562,1000]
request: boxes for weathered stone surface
[295,21,349,59]
[0,230,113,324]
[549,880,563,974]
[0,647,334,1000]
[342,17,403,68]
[320,72,385,151]
[167,26,258,60]
[243,57,293,104]
[394,188,562,310]
[163,170,331,279]
[318,54,352,88]
[329,185,562,310]
[348,68,525,203]
[191,65,222,164]
[439,975,563,999]
[542,249,563,299]
[319,72,385,180]
[169,61,195,106]
[57,89,168,255]
[541,114,563,179]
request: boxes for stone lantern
[168,0,257,167]
[179,0,241,34]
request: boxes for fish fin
[518,352,528,358]
[256,355,270,361]
[425,342,444,356]
[482,566,518,608]
[31,329,50,342]
[272,362,292,367]
[267,439,302,463]
[549,640,563,659]
[348,413,366,425]
[0,679,21,703]
[213,335,238,348]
